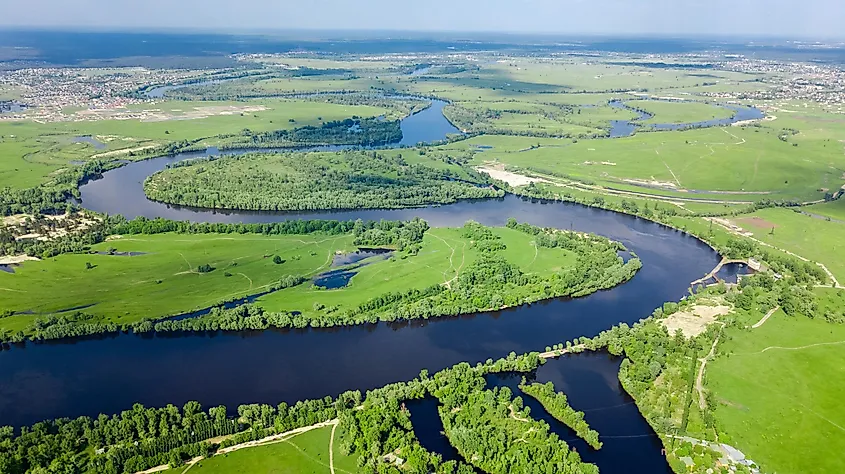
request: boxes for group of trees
[3,215,431,265]
[0,393,356,474]
[444,103,605,139]
[431,359,597,474]
[519,381,602,449]
[335,350,595,474]
[239,117,402,148]
[143,150,502,211]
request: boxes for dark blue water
[313,268,359,289]
[486,354,673,474]
[405,398,477,469]
[398,99,460,146]
[0,194,718,436]
[715,262,751,284]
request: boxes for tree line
[0,393,357,474]
[519,381,602,450]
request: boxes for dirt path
[760,340,845,354]
[178,457,203,474]
[696,323,725,410]
[237,273,254,290]
[134,419,341,474]
[329,422,337,474]
[430,233,457,287]
[528,241,539,269]
[535,172,755,205]
[431,234,466,289]
[509,405,530,422]
[539,344,585,359]
[751,305,779,329]
[721,127,746,145]
[663,161,682,188]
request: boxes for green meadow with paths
[708,290,845,474]
[0,225,577,335]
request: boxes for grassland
[259,226,575,314]
[805,199,845,221]
[446,124,841,202]
[722,208,845,282]
[0,99,388,189]
[176,425,357,474]
[627,100,735,124]
[0,226,577,335]
[0,233,355,333]
[708,290,845,474]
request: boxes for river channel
[0,89,761,472]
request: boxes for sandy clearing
[661,305,732,338]
[476,165,549,187]
[734,216,778,230]
[0,255,39,265]
[622,177,679,189]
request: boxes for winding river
[0,93,762,473]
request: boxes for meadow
[449,123,841,202]
[708,294,845,474]
[0,233,356,332]
[0,99,387,189]
[726,207,845,282]
[166,425,358,474]
[0,225,577,335]
[258,226,575,314]
[627,100,735,124]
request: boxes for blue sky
[4,0,844,38]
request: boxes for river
[0,89,760,472]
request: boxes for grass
[0,233,356,332]
[0,226,577,334]
[452,124,842,202]
[708,294,845,473]
[805,199,845,221]
[183,425,357,474]
[0,99,387,189]
[627,100,735,125]
[258,226,575,314]
[726,207,845,282]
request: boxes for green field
[0,225,577,334]
[708,292,845,473]
[0,99,387,189]
[259,225,575,313]
[176,425,357,474]
[0,233,355,332]
[627,100,735,125]
[805,198,845,221]
[450,124,841,201]
[726,208,845,282]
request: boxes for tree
[273,255,284,265]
